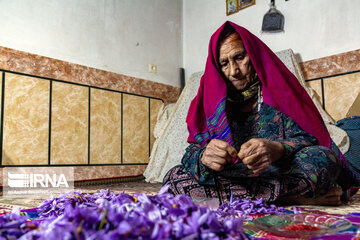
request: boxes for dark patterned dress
[163,103,347,204]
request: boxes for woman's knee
[294,146,339,167]
[297,145,336,158]
[291,146,340,194]
[162,165,186,185]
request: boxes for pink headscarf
[186,21,351,172]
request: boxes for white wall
[2,1,359,87]
[183,0,360,81]
[0,0,182,87]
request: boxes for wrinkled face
[218,33,255,91]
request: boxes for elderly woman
[163,21,357,206]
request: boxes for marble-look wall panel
[3,73,49,165]
[90,89,122,164]
[0,46,181,103]
[299,49,360,122]
[51,82,88,165]
[306,80,323,105]
[0,165,147,186]
[150,99,163,151]
[300,49,360,80]
[0,165,147,184]
[123,94,149,164]
[347,92,360,117]
[0,72,2,141]
[324,72,360,122]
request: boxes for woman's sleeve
[181,143,215,185]
[277,114,319,159]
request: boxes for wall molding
[300,49,360,80]
[0,46,181,104]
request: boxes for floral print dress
[163,103,351,204]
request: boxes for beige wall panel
[123,94,149,163]
[51,82,88,165]
[3,73,49,165]
[324,72,360,122]
[0,72,2,142]
[90,89,122,164]
[150,99,163,151]
[347,92,360,117]
[306,80,323,105]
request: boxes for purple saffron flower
[5,189,288,239]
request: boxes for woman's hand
[237,138,285,176]
[201,139,237,171]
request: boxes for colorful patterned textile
[164,103,354,203]
[185,21,357,185]
[244,211,360,239]
[164,144,341,204]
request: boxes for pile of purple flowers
[0,185,286,239]
[0,207,39,239]
[217,196,286,219]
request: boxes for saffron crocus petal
[197,210,210,226]
[135,193,151,204]
[158,184,170,195]
[11,206,21,215]
[117,220,132,235]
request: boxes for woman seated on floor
[163,21,357,206]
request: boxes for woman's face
[218,32,255,91]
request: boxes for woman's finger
[211,140,237,161]
[212,139,230,150]
[225,145,238,158]
[252,162,271,174]
[211,156,228,165]
[242,152,262,166]
[246,158,267,170]
[213,140,236,155]
[203,150,227,165]
[238,141,259,159]
[240,139,255,150]
[210,162,224,171]
[210,147,234,163]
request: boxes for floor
[1,180,359,215]
[0,180,162,212]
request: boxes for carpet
[1,180,360,239]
